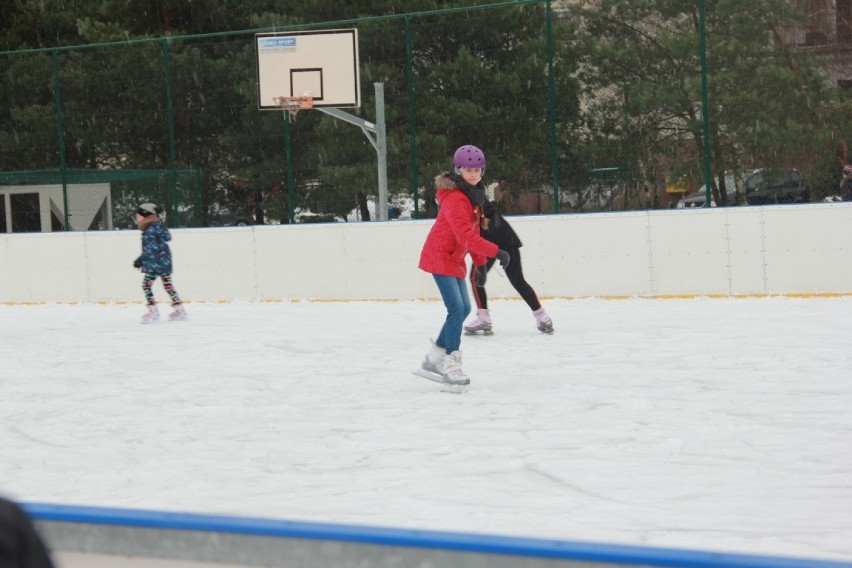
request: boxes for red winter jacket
[419,174,499,278]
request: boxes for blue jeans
[433,274,471,354]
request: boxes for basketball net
[273,94,314,120]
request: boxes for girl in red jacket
[417,145,510,385]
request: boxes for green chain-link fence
[1,1,566,229]
[2,0,850,231]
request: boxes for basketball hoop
[273,94,314,120]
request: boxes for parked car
[744,168,809,205]
[677,168,809,208]
[676,172,737,208]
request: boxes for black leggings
[470,247,541,312]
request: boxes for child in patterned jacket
[133,203,187,323]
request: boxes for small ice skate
[413,345,470,390]
[464,309,493,335]
[141,304,160,324]
[420,341,445,375]
[168,304,188,321]
[534,308,554,334]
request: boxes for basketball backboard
[256,29,360,110]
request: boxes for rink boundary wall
[26,503,852,568]
[2,203,852,303]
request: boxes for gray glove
[495,249,510,269]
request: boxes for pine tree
[571,0,841,207]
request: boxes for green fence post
[698,0,713,208]
[162,39,179,225]
[51,49,69,230]
[405,15,419,219]
[285,113,295,223]
[546,0,559,213]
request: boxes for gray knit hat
[135,203,162,216]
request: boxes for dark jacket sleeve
[481,200,522,250]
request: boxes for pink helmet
[453,145,486,171]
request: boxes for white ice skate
[141,304,160,324]
[421,341,446,375]
[413,345,470,388]
[464,309,493,335]
[436,351,469,385]
[534,308,554,334]
[168,304,188,321]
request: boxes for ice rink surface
[1,297,851,563]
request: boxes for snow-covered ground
[1,297,851,563]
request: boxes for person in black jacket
[464,200,554,335]
[0,497,56,568]
[840,164,852,201]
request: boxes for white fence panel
[2,203,852,304]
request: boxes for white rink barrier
[2,203,852,304]
[27,503,852,568]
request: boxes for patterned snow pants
[142,273,182,306]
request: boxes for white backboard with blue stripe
[256,29,360,109]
